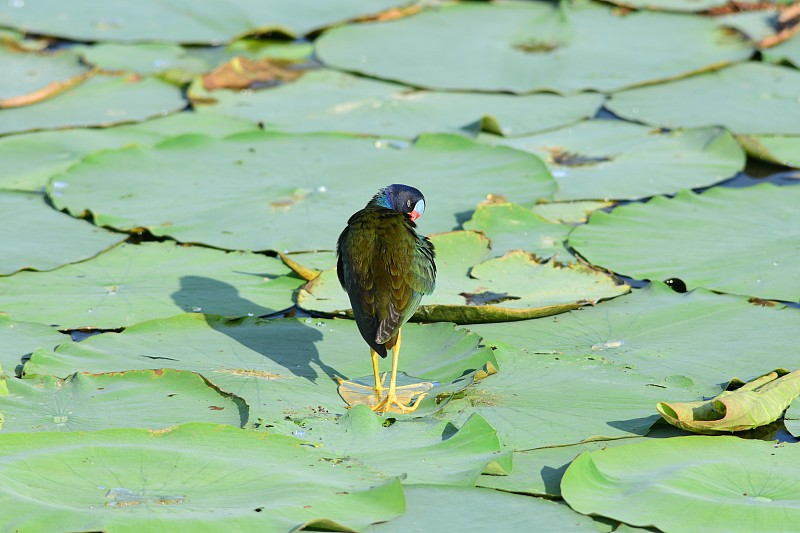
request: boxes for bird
[336,184,436,413]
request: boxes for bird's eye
[406,199,412,208]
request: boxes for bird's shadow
[171,275,346,384]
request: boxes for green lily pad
[0,192,124,275]
[0,242,301,329]
[269,406,510,486]
[763,28,800,68]
[0,314,67,377]
[569,184,800,302]
[0,45,88,103]
[462,202,573,260]
[316,1,752,94]
[657,369,800,434]
[607,62,800,135]
[436,346,684,450]
[532,200,614,224]
[23,315,496,424]
[603,0,728,12]
[1,369,248,432]
[0,423,404,531]
[561,436,800,532]
[298,231,628,324]
[366,485,597,532]
[477,423,689,497]
[0,0,414,43]
[468,282,800,397]
[49,132,554,252]
[75,42,208,81]
[0,113,258,191]
[193,69,604,138]
[482,122,745,200]
[785,398,800,438]
[0,74,186,136]
[735,134,800,168]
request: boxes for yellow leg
[372,329,427,414]
[371,348,386,396]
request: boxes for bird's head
[369,184,426,221]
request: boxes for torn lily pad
[657,369,800,434]
[0,314,67,377]
[298,231,628,324]
[0,45,89,106]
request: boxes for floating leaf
[0,46,89,106]
[0,74,186,136]
[49,132,554,252]
[785,398,800,438]
[0,0,415,43]
[531,200,613,224]
[763,28,800,68]
[0,191,124,275]
[561,436,800,532]
[316,1,752,93]
[0,113,258,191]
[569,184,800,302]
[735,134,800,168]
[366,485,597,532]
[462,202,572,260]
[270,406,509,486]
[193,69,604,137]
[23,315,496,424]
[0,242,301,329]
[482,122,745,200]
[298,231,628,324]
[0,314,66,377]
[657,369,800,434]
[75,42,208,82]
[2,369,248,432]
[603,0,728,12]
[0,424,404,532]
[469,282,800,397]
[607,62,800,135]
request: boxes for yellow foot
[338,379,434,413]
[371,389,428,414]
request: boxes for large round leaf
[469,282,800,397]
[0,191,124,275]
[0,113,258,191]
[607,62,800,135]
[0,74,186,136]
[0,314,67,377]
[561,436,800,532]
[0,0,414,43]
[482,122,745,200]
[436,346,685,450]
[1,370,248,432]
[193,69,604,138]
[49,132,555,252]
[0,423,404,532]
[268,406,509,486]
[0,46,88,104]
[23,315,496,424]
[298,231,628,324]
[367,485,597,532]
[602,0,727,11]
[0,242,301,329]
[316,1,752,94]
[569,184,800,302]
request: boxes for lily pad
[366,485,597,532]
[23,315,496,424]
[569,184,800,302]
[75,42,208,81]
[0,0,415,43]
[193,69,604,138]
[437,346,684,450]
[0,192,124,275]
[0,242,301,329]
[0,46,88,105]
[561,436,800,532]
[468,282,800,397]
[269,406,509,486]
[49,132,555,252]
[657,369,800,434]
[0,314,67,377]
[785,398,800,438]
[763,30,800,68]
[462,202,572,260]
[0,423,404,532]
[607,62,800,135]
[482,122,745,200]
[316,1,752,94]
[531,200,614,224]
[603,0,728,12]
[1,369,248,432]
[0,74,186,136]
[735,134,800,168]
[0,113,258,191]
[298,231,628,324]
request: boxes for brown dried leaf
[202,56,301,91]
